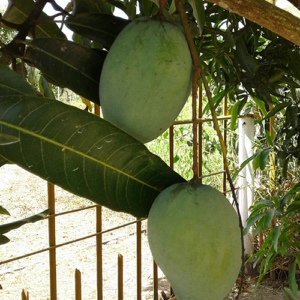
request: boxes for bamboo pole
[153,261,158,300]
[21,289,29,300]
[118,254,123,300]
[136,218,142,300]
[94,104,103,300]
[75,269,82,300]
[48,182,57,300]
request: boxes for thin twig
[175,0,245,297]
[175,0,201,180]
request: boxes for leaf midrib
[0,117,161,192]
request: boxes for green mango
[99,17,193,143]
[147,180,242,300]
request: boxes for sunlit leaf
[0,95,185,217]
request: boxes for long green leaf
[234,37,257,75]
[188,0,205,35]
[252,97,268,116]
[273,225,282,252]
[243,212,265,235]
[262,102,291,121]
[0,208,50,235]
[65,13,130,49]
[259,148,271,170]
[3,0,66,39]
[0,207,50,245]
[26,38,104,104]
[289,260,298,298]
[0,64,36,96]
[0,95,185,217]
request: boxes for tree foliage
[1,0,300,291]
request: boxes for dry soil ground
[0,164,297,299]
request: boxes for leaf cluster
[244,182,300,297]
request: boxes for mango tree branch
[175,0,201,180]
[207,0,300,47]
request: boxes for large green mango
[99,17,193,143]
[147,181,242,300]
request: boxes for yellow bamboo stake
[48,182,57,300]
[118,253,123,300]
[136,218,142,300]
[94,104,103,300]
[21,289,29,300]
[153,261,158,300]
[75,269,82,300]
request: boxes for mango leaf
[3,0,66,39]
[0,205,10,216]
[289,260,298,298]
[258,148,271,170]
[65,13,130,49]
[0,95,185,217]
[262,102,291,121]
[282,287,298,300]
[232,150,263,181]
[0,64,36,96]
[243,212,265,235]
[39,75,56,99]
[230,98,246,130]
[253,208,276,236]
[273,225,282,252]
[0,207,50,245]
[265,130,273,146]
[234,37,257,75]
[252,97,268,116]
[188,0,205,35]
[26,38,104,105]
